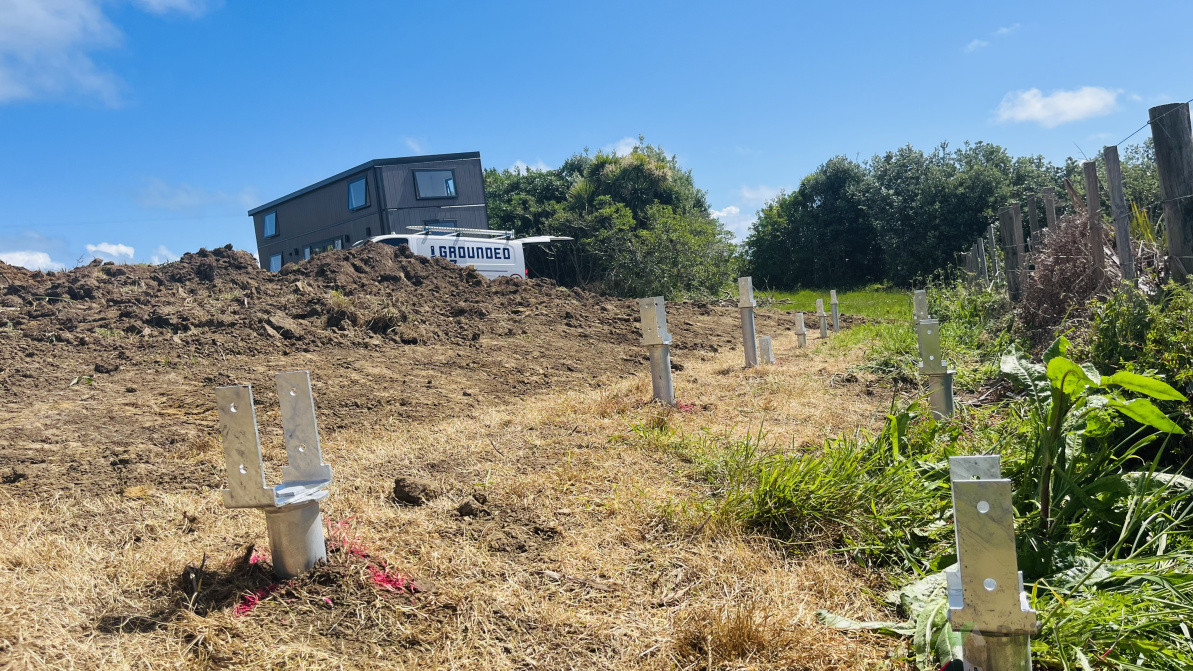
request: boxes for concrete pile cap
[815,298,826,316]
[830,290,838,304]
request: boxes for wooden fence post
[987,223,1001,281]
[1083,160,1105,290]
[1103,145,1135,281]
[1149,102,1193,283]
[977,237,989,284]
[1027,198,1040,248]
[1012,202,1026,257]
[1043,186,1057,229]
[999,207,1022,300]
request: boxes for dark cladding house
[247,152,489,271]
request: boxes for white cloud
[149,244,178,264]
[711,205,755,241]
[603,137,638,156]
[130,0,216,17]
[0,250,65,271]
[965,22,1021,54]
[511,159,550,173]
[404,137,426,154]
[739,185,781,206]
[138,177,258,212]
[86,242,134,259]
[0,0,212,106]
[996,87,1119,127]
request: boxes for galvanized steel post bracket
[639,297,675,405]
[737,276,756,309]
[738,277,759,367]
[917,319,947,374]
[216,370,333,578]
[639,296,672,347]
[913,289,930,323]
[947,456,1037,670]
[758,335,776,364]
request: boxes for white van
[354,226,571,280]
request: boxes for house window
[348,176,367,210]
[268,253,282,272]
[304,237,343,260]
[423,219,457,229]
[263,211,278,237]
[413,169,457,199]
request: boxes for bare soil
[0,245,784,498]
[0,246,895,670]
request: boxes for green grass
[758,287,910,321]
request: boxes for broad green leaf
[1080,363,1102,387]
[1001,347,1050,406]
[1105,370,1188,401]
[1043,336,1070,363]
[1083,407,1120,438]
[1047,357,1099,397]
[1108,398,1186,435]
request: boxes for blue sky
[1,0,1190,270]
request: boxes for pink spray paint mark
[233,583,279,617]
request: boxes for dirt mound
[0,243,622,354]
[1,243,778,497]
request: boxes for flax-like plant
[1001,337,1188,562]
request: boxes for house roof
[247,152,482,215]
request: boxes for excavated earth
[0,244,792,498]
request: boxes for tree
[484,139,738,298]
[743,156,878,288]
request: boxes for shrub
[1018,214,1103,335]
[1089,282,1193,458]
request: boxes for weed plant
[1090,281,1193,462]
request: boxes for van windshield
[380,238,409,247]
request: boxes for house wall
[252,154,489,270]
[253,168,383,269]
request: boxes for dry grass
[0,331,907,670]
